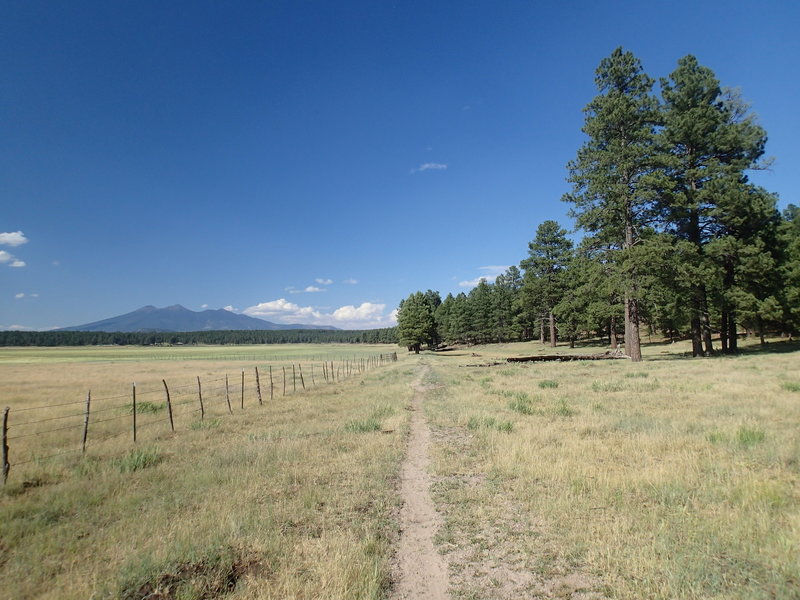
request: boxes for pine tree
[659,56,767,354]
[396,292,437,353]
[520,221,574,347]
[563,48,661,361]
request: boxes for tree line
[397,49,799,361]
[0,327,399,347]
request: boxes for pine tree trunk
[540,317,545,345]
[623,219,642,362]
[549,311,557,347]
[720,311,729,352]
[728,312,738,353]
[610,316,618,349]
[701,289,714,354]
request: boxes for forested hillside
[397,50,799,360]
[0,327,398,347]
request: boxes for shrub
[552,399,576,417]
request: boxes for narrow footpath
[394,364,449,599]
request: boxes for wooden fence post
[299,364,306,390]
[255,367,263,405]
[81,391,91,454]
[283,367,286,396]
[2,407,9,485]
[292,365,296,392]
[197,376,204,421]
[132,382,137,442]
[269,366,274,401]
[310,364,315,386]
[162,380,175,432]
[241,369,245,410]
[225,375,233,414]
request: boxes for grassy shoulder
[0,356,413,599]
[422,339,800,599]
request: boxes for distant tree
[520,221,574,347]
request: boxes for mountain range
[57,305,338,332]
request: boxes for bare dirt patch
[393,366,449,599]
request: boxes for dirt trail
[394,365,449,599]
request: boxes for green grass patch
[131,401,165,414]
[592,381,624,392]
[345,417,381,433]
[736,426,766,447]
[538,379,559,388]
[113,447,164,473]
[624,372,649,379]
[190,418,221,431]
[508,392,535,415]
[467,416,514,432]
[551,399,576,417]
[781,381,800,392]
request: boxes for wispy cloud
[458,276,489,288]
[315,278,333,285]
[479,265,510,275]
[243,298,397,329]
[0,231,28,247]
[15,293,25,299]
[343,278,358,285]
[223,305,237,312]
[304,286,325,293]
[410,162,448,174]
[200,304,209,309]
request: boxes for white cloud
[7,325,30,331]
[458,265,510,288]
[200,304,208,309]
[15,293,25,299]
[244,298,397,329]
[0,250,25,268]
[0,231,28,247]
[244,299,322,321]
[459,276,489,288]
[343,278,358,285]
[31,293,39,297]
[315,278,333,285]
[411,162,448,174]
[304,286,325,293]
[331,302,385,322]
[223,305,237,312]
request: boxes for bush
[509,392,535,415]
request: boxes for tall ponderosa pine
[564,48,661,362]
[520,221,574,347]
[659,57,768,354]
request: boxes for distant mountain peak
[57,305,338,332]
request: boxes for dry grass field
[1,339,798,599]
[423,338,800,599]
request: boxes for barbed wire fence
[1,352,398,485]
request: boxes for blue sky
[2,1,798,331]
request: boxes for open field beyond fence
[1,339,798,599]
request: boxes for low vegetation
[2,339,798,599]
